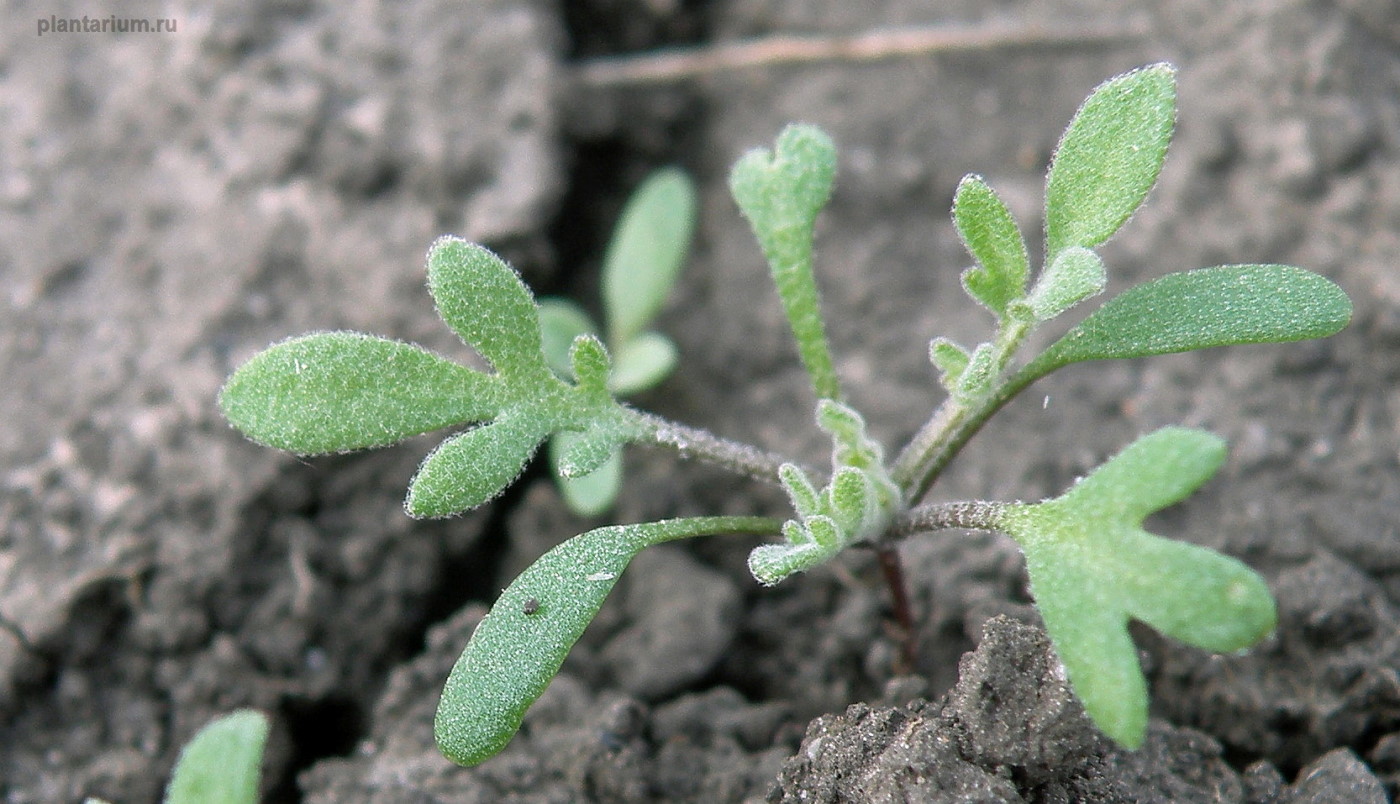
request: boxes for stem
[646,515,786,546]
[890,317,1037,503]
[627,409,812,486]
[875,546,918,673]
[889,398,966,490]
[892,500,1007,539]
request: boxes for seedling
[220,64,1351,763]
[537,167,697,515]
[86,710,269,804]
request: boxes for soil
[3,0,1399,801]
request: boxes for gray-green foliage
[219,62,1352,765]
[222,237,648,520]
[436,516,778,765]
[749,401,901,585]
[993,429,1275,746]
[537,168,697,515]
[730,124,843,401]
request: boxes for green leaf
[220,332,499,454]
[955,343,998,401]
[730,124,842,401]
[551,427,620,479]
[827,467,875,535]
[537,298,596,379]
[749,540,825,586]
[1058,423,1228,520]
[609,331,679,395]
[163,710,268,804]
[1026,246,1106,321]
[1022,265,1353,381]
[550,436,623,517]
[603,168,697,345]
[954,174,1030,316]
[406,417,543,518]
[995,428,1276,748]
[929,337,971,393]
[815,399,886,472]
[779,463,822,519]
[1045,64,1176,261]
[428,237,550,383]
[1020,564,1147,747]
[435,516,780,766]
[569,334,612,397]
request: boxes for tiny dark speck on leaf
[523,598,540,615]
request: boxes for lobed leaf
[929,337,971,389]
[435,516,780,766]
[428,237,550,383]
[954,174,1030,316]
[406,417,544,518]
[1017,557,1147,747]
[1022,265,1353,381]
[163,710,268,804]
[730,124,842,401]
[1045,64,1176,261]
[730,125,837,236]
[996,428,1276,748]
[815,399,885,472]
[220,332,499,455]
[604,167,697,345]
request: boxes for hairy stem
[889,398,966,492]
[628,410,810,486]
[891,499,1008,538]
[890,318,1037,503]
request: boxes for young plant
[86,710,269,804]
[537,167,697,515]
[219,63,1351,764]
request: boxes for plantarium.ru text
[219,64,1351,765]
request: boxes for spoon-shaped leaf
[730,124,842,401]
[995,428,1276,748]
[406,416,544,518]
[220,332,500,454]
[1045,63,1176,261]
[604,167,697,345]
[428,237,551,384]
[435,516,779,766]
[163,710,268,804]
[1020,265,1352,383]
